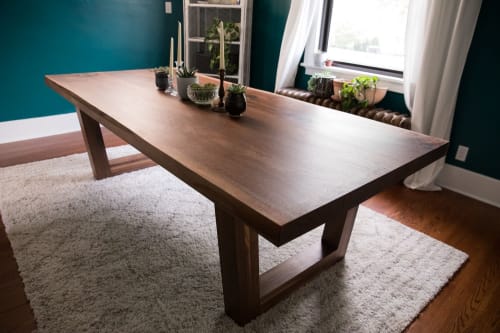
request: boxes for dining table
[45,69,448,325]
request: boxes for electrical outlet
[165,2,172,14]
[455,145,469,162]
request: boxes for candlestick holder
[166,75,177,96]
[211,68,226,112]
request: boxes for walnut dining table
[45,69,448,326]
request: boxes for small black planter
[225,92,246,117]
[312,77,334,98]
[155,72,169,91]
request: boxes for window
[320,0,409,74]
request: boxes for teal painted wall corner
[445,0,500,180]
[0,0,182,122]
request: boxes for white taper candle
[177,21,182,66]
[219,21,225,70]
[170,37,174,78]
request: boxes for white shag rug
[0,146,468,333]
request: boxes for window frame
[302,0,405,93]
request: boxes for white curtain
[403,0,482,190]
[274,0,322,91]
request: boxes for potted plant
[352,75,387,106]
[307,72,335,98]
[225,83,246,117]
[205,18,240,75]
[332,78,347,101]
[176,65,198,100]
[339,75,387,110]
[154,66,169,91]
[339,82,359,110]
[187,83,218,105]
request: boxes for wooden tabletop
[45,69,448,246]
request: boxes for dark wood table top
[46,69,448,245]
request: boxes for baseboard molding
[0,113,80,144]
[437,164,500,208]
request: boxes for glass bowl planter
[187,84,218,105]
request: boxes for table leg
[215,206,260,326]
[77,108,111,180]
[259,205,358,309]
[322,205,358,255]
[215,205,359,326]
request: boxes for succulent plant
[176,65,197,78]
[189,83,217,90]
[227,83,246,94]
[154,66,169,74]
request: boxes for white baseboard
[437,164,500,208]
[0,113,80,144]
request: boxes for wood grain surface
[45,70,449,245]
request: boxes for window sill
[301,63,404,93]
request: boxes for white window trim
[302,7,404,94]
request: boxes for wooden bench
[276,87,411,130]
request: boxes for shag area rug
[0,146,467,333]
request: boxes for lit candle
[177,21,182,66]
[170,37,174,78]
[218,21,225,70]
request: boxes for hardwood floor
[0,129,125,333]
[364,185,500,332]
[0,130,499,332]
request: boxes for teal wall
[446,0,500,179]
[0,0,182,122]
[249,0,291,91]
[251,0,499,180]
[2,0,498,180]
[0,0,281,121]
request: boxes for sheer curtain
[274,0,322,91]
[403,0,482,190]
